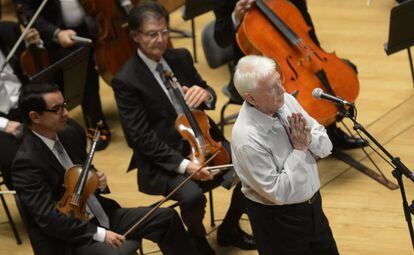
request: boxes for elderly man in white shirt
[231,55,339,255]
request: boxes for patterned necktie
[53,140,73,170]
[155,63,183,114]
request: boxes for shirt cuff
[53,28,61,43]
[204,92,214,108]
[292,149,307,161]
[93,227,106,243]
[177,159,190,174]
[231,11,240,28]
[0,117,9,131]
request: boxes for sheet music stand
[29,46,90,111]
[384,0,414,87]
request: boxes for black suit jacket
[12,123,119,255]
[112,48,224,195]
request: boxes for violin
[164,73,230,168]
[56,130,101,221]
[236,0,360,126]
[16,4,49,78]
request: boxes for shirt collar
[243,101,280,133]
[137,49,168,74]
[32,130,59,152]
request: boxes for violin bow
[0,0,48,73]
[123,150,220,237]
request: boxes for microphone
[312,88,353,107]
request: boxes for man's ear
[28,111,41,124]
[130,30,140,44]
[244,92,256,106]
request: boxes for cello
[236,0,360,126]
[78,0,139,84]
[78,0,179,85]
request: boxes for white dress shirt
[59,0,85,28]
[32,130,107,242]
[0,50,21,131]
[231,93,332,205]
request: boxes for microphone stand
[339,105,414,250]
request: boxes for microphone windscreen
[312,88,323,98]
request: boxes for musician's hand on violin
[5,121,22,137]
[104,230,125,248]
[96,171,108,190]
[24,28,41,47]
[182,86,210,109]
[287,113,311,151]
[234,0,255,25]
[57,29,77,48]
[186,162,213,181]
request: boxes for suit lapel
[27,131,66,174]
[134,53,177,116]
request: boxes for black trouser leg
[220,182,244,229]
[167,175,208,237]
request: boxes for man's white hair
[234,55,276,97]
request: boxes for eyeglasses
[43,102,67,114]
[140,29,169,40]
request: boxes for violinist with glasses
[11,82,200,255]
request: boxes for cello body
[237,0,359,126]
[79,0,139,84]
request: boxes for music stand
[29,46,90,111]
[384,0,414,87]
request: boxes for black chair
[201,20,241,131]
[0,169,22,245]
[182,0,214,62]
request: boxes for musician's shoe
[217,224,256,250]
[328,125,368,150]
[192,236,215,255]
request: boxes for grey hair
[234,55,276,97]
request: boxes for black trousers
[165,141,245,237]
[246,192,339,255]
[73,207,199,255]
[166,172,244,237]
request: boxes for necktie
[54,140,110,228]
[87,195,110,228]
[54,140,73,170]
[155,63,183,114]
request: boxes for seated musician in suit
[16,0,111,150]
[212,0,368,150]
[111,2,256,255]
[0,20,41,189]
[12,82,200,255]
